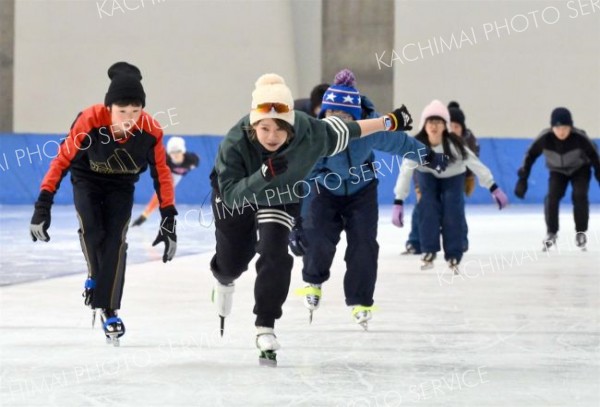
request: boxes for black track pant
[545,166,591,234]
[73,177,134,310]
[210,189,298,328]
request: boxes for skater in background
[210,73,415,365]
[131,136,199,226]
[514,107,600,250]
[392,100,508,272]
[292,69,447,329]
[403,100,480,254]
[29,62,177,345]
[294,83,329,117]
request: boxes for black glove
[152,207,177,263]
[386,105,413,131]
[514,178,528,199]
[423,150,449,173]
[131,214,147,227]
[30,190,53,242]
[288,217,308,256]
[260,154,288,181]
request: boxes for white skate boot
[351,305,374,331]
[295,283,321,323]
[420,252,436,270]
[256,326,280,367]
[212,281,234,336]
[575,232,587,251]
[447,258,460,275]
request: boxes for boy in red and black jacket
[29,62,177,345]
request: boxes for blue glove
[423,150,449,173]
[288,217,308,256]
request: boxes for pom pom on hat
[419,100,450,129]
[320,69,362,120]
[166,136,186,154]
[448,100,466,130]
[104,61,146,107]
[250,73,295,126]
[550,107,573,127]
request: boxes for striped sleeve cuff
[322,116,350,156]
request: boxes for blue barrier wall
[1,133,598,205]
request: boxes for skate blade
[105,334,120,347]
[358,321,368,331]
[91,310,97,329]
[259,351,277,367]
[451,266,459,275]
[220,316,225,337]
[309,310,313,324]
[420,262,434,270]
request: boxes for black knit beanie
[104,62,146,107]
[550,107,573,127]
[448,101,466,130]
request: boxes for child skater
[209,73,415,365]
[292,69,448,329]
[131,136,199,226]
[29,62,177,346]
[392,100,508,273]
[514,107,600,250]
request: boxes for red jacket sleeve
[143,116,175,209]
[40,110,96,193]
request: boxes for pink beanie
[419,99,450,129]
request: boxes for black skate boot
[542,233,557,252]
[420,252,436,270]
[82,278,97,327]
[447,258,460,275]
[101,309,125,347]
[401,242,420,255]
[575,232,587,251]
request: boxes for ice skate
[420,252,436,270]
[82,278,97,327]
[575,232,587,251]
[447,258,460,275]
[351,306,374,331]
[401,243,419,255]
[101,309,125,347]
[256,327,280,367]
[294,284,321,323]
[212,281,235,336]
[542,233,557,252]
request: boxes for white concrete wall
[13,0,322,134]
[393,0,600,137]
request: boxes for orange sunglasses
[254,103,291,114]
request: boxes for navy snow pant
[417,172,466,263]
[302,180,379,307]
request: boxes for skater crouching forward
[209,73,420,365]
[29,62,177,346]
[514,107,600,250]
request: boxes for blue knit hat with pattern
[319,69,362,120]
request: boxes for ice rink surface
[1,204,599,406]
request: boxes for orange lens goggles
[254,103,291,114]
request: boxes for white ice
[1,204,599,406]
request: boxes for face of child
[325,109,354,122]
[169,151,184,164]
[110,104,142,137]
[552,125,571,140]
[450,122,463,137]
[425,118,445,145]
[253,119,288,152]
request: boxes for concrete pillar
[0,0,15,132]
[321,0,394,112]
